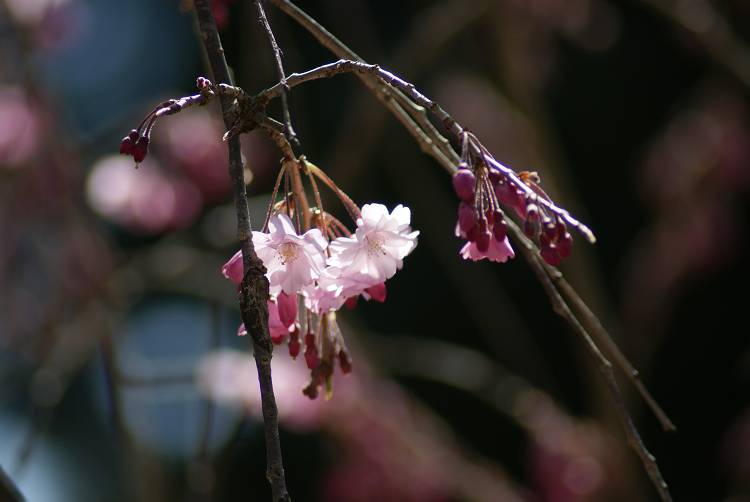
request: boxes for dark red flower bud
[542,218,557,240]
[524,204,540,238]
[344,296,358,310]
[302,382,319,400]
[277,292,297,328]
[452,169,476,202]
[524,219,539,239]
[458,202,477,235]
[488,169,502,185]
[288,327,300,359]
[365,282,387,302]
[476,229,491,253]
[304,332,315,347]
[132,137,150,163]
[557,232,572,258]
[338,351,352,374]
[525,204,539,221]
[540,243,562,266]
[555,220,567,239]
[120,130,138,156]
[119,136,134,155]
[495,181,527,217]
[467,223,481,242]
[492,217,507,242]
[304,345,319,369]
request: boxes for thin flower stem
[300,158,326,232]
[326,213,352,237]
[191,2,290,501]
[304,161,361,221]
[253,0,298,145]
[287,160,311,231]
[264,161,288,232]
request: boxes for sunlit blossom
[252,213,328,295]
[328,204,419,284]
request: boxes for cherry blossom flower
[328,204,419,284]
[460,236,515,263]
[252,213,328,296]
[301,268,350,314]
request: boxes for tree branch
[267,1,672,498]
[192,2,290,500]
[547,266,676,431]
[508,219,672,501]
[254,0,298,145]
[256,58,595,242]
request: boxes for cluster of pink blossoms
[453,164,573,267]
[222,203,418,397]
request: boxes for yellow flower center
[278,242,300,265]
[365,234,387,257]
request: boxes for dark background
[1,0,749,501]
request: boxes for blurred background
[1,0,749,500]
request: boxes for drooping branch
[256,59,595,242]
[267,1,672,499]
[546,266,676,431]
[508,219,672,501]
[191,1,290,500]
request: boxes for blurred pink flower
[196,349,328,431]
[0,87,42,169]
[160,110,231,202]
[86,155,202,234]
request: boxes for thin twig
[508,218,672,502]
[192,2,290,500]
[254,0,298,145]
[546,266,676,431]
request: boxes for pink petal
[221,250,243,285]
[268,300,291,342]
[364,282,387,302]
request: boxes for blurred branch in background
[636,0,750,89]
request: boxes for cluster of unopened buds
[453,135,582,267]
[120,78,216,166]
[222,163,418,398]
